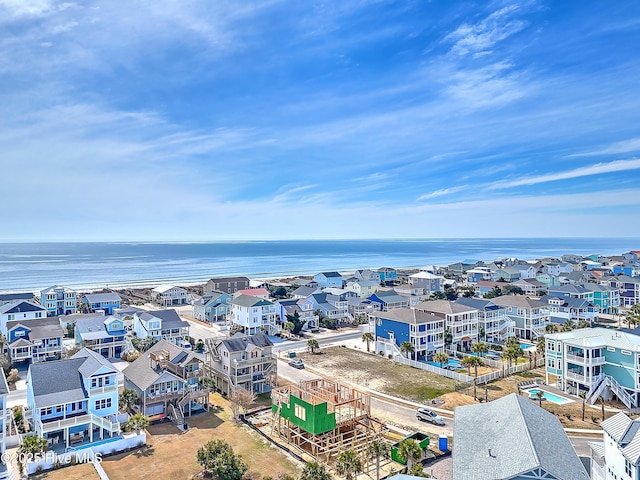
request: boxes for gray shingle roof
[218,333,273,353]
[138,309,189,328]
[83,292,121,303]
[76,315,125,340]
[0,300,46,315]
[7,317,63,340]
[0,293,34,303]
[29,348,114,408]
[370,308,441,325]
[0,369,8,395]
[123,340,204,390]
[416,299,477,315]
[231,294,273,308]
[490,295,546,309]
[453,393,589,480]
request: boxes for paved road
[277,358,454,436]
[569,436,599,457]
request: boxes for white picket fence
[394,355,474,382]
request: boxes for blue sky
[2,0,640,241]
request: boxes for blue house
[368,290,409,311]
[313,272,344,288]
[81,293,122,315]
[75,315,127,358]
[371,308,444,360]
[377,267,398,284]
[6,317,63,363]
[26,349,123,450]
[192,291,232,323]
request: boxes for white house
[345,280,378,298]
[0,300,47,334]
[229,294,279,336]
[591,411,640,480]
[133,309,190,343]
[150,285,188,307]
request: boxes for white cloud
[445,5,527,56]
[488,158,640,189]
[418,186,467,201]
[569,138,640,157]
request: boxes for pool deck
[521,382,575,404]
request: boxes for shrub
[7,368,20,384]
[388,354,393,359]
[379,351,384,356]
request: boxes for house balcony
[89,384,118,395]
[37,412,120,434]
[11,351,32,361]
[565,371,597,384]
[566,353,605,366]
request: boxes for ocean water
[0,238,637,292]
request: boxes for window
[608,347,615,352]
[42,407,53,416]
[95,398,112,410]
[294,404,306,421]
[625,459,632,476]
[622,350,631,356]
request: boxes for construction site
[245,378,436,477]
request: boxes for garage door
[146,403,164,416]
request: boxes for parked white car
[416,407,445,425]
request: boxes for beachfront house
[545,328,640,410]
[25,349,123,451]
[372,308,444,360]
[453,394,589,480]
[591,412,640,480]
[415,300,478,352]
[123,340,209,425]
[345,280,379,298]
[352,269,378,283]
[6,317,63,363]
[192,291,232,323]
[204,276,251,295]
[132,309,190,343]
[455,298,513,344]
[40,285,77,316]
[80,292,122,315]
[0,300,47,333]
[492,267,521,282]
[605,275,640,307]
[313,272,344,288]
[75,315,127,359]
[229,294,279,335]
[150,285,188,307]
[205,333,276,395]
[490,295,550,341]
[377,267,398,284]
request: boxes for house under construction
[271,379,386,463]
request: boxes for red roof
[237,288,270,297]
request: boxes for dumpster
[391,432,430,464]
[288,352,296,358]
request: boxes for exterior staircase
[169,404,185,429]
[586,373,635,409]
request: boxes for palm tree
[580,391,587,421]
[307,339,320,353]
[471,341,488,358]
[577,319,591,329]
[362,332,374,353]
[536,335,546,353]
[124,413,149,434]
[119,388,138,413]
[467,356,484,377]
[535,390,544,407]
[433,352,449,369]
[505,336,520,349]
[562,319,576,332]
[300,462,332,480]
[397,439,422,471]
[400,341,415,360]
[335,449,363,480]
[545,323,559,334]
[367,439,390,480]
[18,435,48,474]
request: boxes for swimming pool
[527,388,573,405]
[427,359,462,369]
[519,342,535,351]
